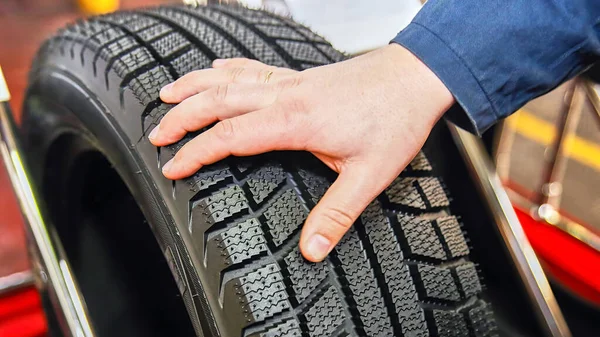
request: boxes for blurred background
[0,0,599,336]
[0,2,178,336]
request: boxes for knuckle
[176,71,199,89]
[276,75,303,90]
[160,112,179,132]
[214,84,230,102]
[171,152,184,168]
[178,111,195,132]
[214,119,235,141]
[256,69,272,83]
[320,206,356,231]
[172,147,201,172]
[227,67,246,82]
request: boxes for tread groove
[210,6,302,68]
[95,17,179,79]
[139,9,219,61]
[173,6,257,59]
[327,252,366,336]
[353,218,405,337]
[258,10,341,63]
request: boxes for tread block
[170,47,211,75]
[410,152,433,171]
[302,286,346,337]
[436,216,470,258]
[151,7,242,58]
[316,44,346,63]
[416,264,460,302]
[296,26,328,43]
[262,189,308,246]
[87,26,126,48]
[216,5,282,26]
[102,13,157,32]
[432,310,469,337]
[191,185,249,227]
[386,177,426,209]
[386,177,449,209]
[151,32,191,59]
[398,214,446,260]
[224,263,290,325]
[455,262,482,298]
[297,169,329,204]
[254,318,302,337]
[244,165,287,204]
[99,36,139,62]
[255,24,304,40]
[189,7,289,67]
[360,202,428,336]
[129,66,172,107]
[335,228,394,337]
[210,218,267,266]
[187,164,232,193]
[113,47,155,78]
[138,23,172,41]
[275,39,328,64]
[419,177,450,208]
[361,202,405,269]
[66,20,112,37]
[467,302,498,337]
[283,249,327,303]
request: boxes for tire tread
[32,4,497,337]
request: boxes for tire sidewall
[22,66,213,337]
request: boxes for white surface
[285,0,422,54]
[0,67,10,102]
[239,0,422,54]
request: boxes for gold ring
[264,71,274,84]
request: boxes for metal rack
[495,79,600,253]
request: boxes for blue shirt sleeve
[392,0,600,135]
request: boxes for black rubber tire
[23,4,497,337]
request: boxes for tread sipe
[30,4,497,337]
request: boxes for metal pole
[449,123,572,337]
[0,66,96,337]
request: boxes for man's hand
[149,44,454,262]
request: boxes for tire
[23,4,497,337]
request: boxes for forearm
[393,0,600,134]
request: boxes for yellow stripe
[506,110,600,172]
[77,0,119,14]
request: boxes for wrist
[384,43,456,116]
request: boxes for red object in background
[0,1,598,335]
[0,287,46,337]
[515,207,600,306]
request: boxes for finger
[299,164,392,262]
[160,66,293,103]
[161,105,305,179]
[149,83,280,146]
[212,58,296,73]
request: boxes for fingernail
[212,59,227,67]
[160,83,174,96]
[305,234,331,261]
[162,159,173,175]
[148,124,160,141]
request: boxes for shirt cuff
[391,22,498,135]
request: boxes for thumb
[299,164,390,262]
